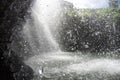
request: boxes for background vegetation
[58,8,120,54]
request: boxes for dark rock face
[0,0,34,80]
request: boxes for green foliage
[59,8,120,53]
[66,8,120,19]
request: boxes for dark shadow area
[0,0,34,80]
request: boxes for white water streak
[32,0,62,50]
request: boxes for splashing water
[23,0,120,80]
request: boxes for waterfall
[24,1,120,80]
[23,0,62,53]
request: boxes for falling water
[32,0,62,50]
[23,0,62,53]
